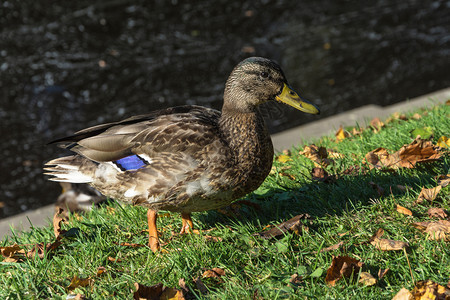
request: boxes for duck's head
[223,57,320,115]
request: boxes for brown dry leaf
[202,268,225,281]
[107,256,122,263]
[446,99,450,105]
[67,275,93,291]
[53,207,68,238]
[359,272,377,286]
[256,214,311,239]
[392,287,413,300]
[370,117,385,132]
[427,207,449,219]
[342,165,367,176]
[311,167,336,183]
[411,280,450,299]
[314,241,344,254]
[276,154,291,163]
[299,145,333,167]
[412,220,450,241]
[193,277,208,294]
[0,244,26,262]
[325,256,363,286]
[289,273,303,285]
[96,267,107,276]
[386,112,408,124]
[436,136,450,148]
[396,204,413,216]
[415,186,442,204]
[351,127,365,136]
[436,174,450,187]
[365,138,442,170]
[412,113,422,120]
[369,181,385,196]
[335,126,350,141]
[133,282,185,300]
[26,240,62,259]
[114,242,145,248]
[369,228,408,251]
[377,268,389,280]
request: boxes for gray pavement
[1,87,449,239]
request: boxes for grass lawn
[1,102,449,299]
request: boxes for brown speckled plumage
[45,57,319,251]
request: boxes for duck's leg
[147,209,160,252]
[180,212,194,234]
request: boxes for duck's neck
[219,108,274,170]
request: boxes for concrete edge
[1,87,449,239]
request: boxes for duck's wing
[50,105,222,163]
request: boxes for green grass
[1,103,449,299]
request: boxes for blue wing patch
[114,155,148,171]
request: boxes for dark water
[1,0,449,218]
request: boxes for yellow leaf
[335,126,350,141]
[276,154,291,163]
[359,272,377,286]
[436,136,450,148]
[411,280,450,299]
[396,204,413,216]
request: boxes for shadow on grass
[197,160,448,230]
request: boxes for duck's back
[46,105,253,212]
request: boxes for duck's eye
[260,71,269,79]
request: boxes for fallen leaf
[67,275,93,291]
[436,136,450,148]
[368,228,408,251]
[410,127,434,139]
[365,138,442,170]
[276,154,291,163]
[0,244,26,262]
[289,273,303,285]
[114,242,145,248]
[386,112,408,123]
[392,287,413,300]
[202,268,225,281]
[299,145,333,167]
[370,117,385,132]
[359,272,377,286]
[412,220,450,241]
[412,113,422,119]
[107,256,122,262]
[341,165,367,176]
[396,205,413,216]
[377,268,389,280]
[193,277,208,294]
[427,207,448,219]
[53,207,68,238]
[96,267,107,276]
[335,126,350,141]
[351,127,365,136]
[369,181,384,196]
[415,186,442,204]
[325,256,363,286]
[313,241,344,254]
[256,214,311,239]
[411,280,450,299]
[436,174,450,187]
[133,282,185,300]
[27,240,62,259]
[311,167,336,183]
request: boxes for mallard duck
[45,57,320,251]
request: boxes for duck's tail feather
[44,156,97,183]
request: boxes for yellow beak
[275,83,320,114]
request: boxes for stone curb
[1,87,449,239]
